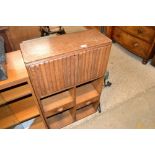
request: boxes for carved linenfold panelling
[27,54,75,98]
[76,45,111,84]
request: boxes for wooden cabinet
[104,26,155,64]
[6,26,40,51]
[20,29,112,128]
[0,51,46,128]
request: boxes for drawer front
[27,54,75,98]
[44,102,73,117]
[118,26,155,43]
[113,27,150,58]
[76,96,99,109]
[75,45,111,85]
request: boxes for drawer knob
[86,101,91,105]
[57,107,63,112]
[133,43,138,47]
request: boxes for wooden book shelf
[20,29,112,128]
[0,51,46,129]
[0,84,31,105]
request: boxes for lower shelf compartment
[9,96,39,123]
[0,96,40,129]
[76,104,97,121]
[76,83,99,109]
[0,106,18,128]
[41,90,74,117]
[47,110,74,129]
[29,117,45,129]
[0,84,31,105]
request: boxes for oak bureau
[105,26,155,64]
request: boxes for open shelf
[0,51,45,129]
[0,106,19,128]
[9,96,39,123]
[29,117,45,129]
[76,104,97,121]
[0,84,31,105]
[0,95,5,106]
[76,83,99,109]
[41,90,74,117]
[47,110,74,129]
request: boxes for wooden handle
[57,107,63,112]
[134,42,138,47]
[86,101,91,105]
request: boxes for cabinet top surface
[20,29,112,63]
[0,26,8,31]
[0,50,28,90]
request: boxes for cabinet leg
[104,71,112,87]
[142,59,148,64]
[98,103,101,113]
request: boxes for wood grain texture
[20,29,111,64]
[0,84,31,104]
[76,45,111,84]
